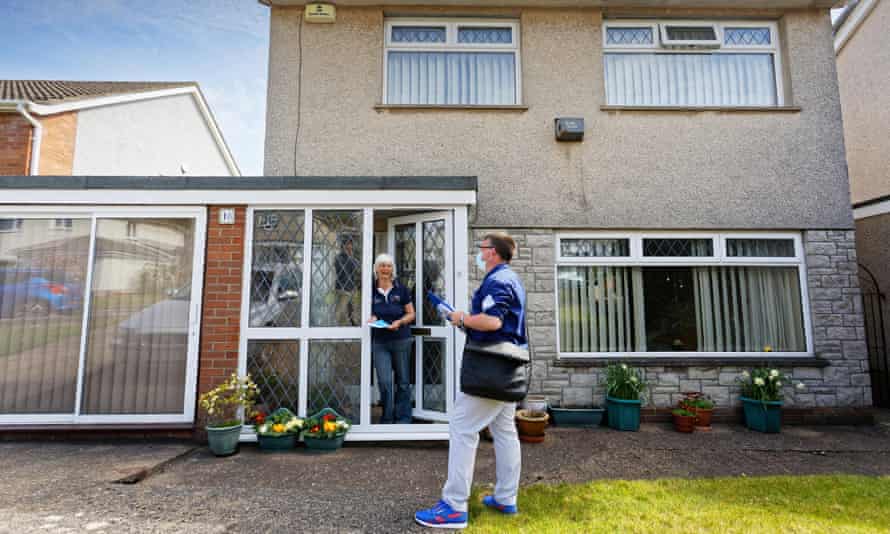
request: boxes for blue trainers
[482,495,518,515]
[414,500,468,529]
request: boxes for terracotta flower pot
[694,407,714,428]
[672,412,696,433]
[516,409,549,443]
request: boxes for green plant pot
[606,396,641,431]
[303,435,345,453]
[741,396,783,433]
[206,424,242,456]
[258,433,297,451]
[550,407,605,427]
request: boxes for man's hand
[448,311,465,328]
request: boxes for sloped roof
[0,80,197,105]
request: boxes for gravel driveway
[2,422,889,533]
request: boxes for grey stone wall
[468,228,872,410]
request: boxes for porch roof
[0,176,478,206]
[260,0,839,8]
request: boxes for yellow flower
[323,421,338,433]
[272,423,286,433]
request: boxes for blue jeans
[373,338,413,424]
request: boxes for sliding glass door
[0,208,206,424]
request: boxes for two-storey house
[0,2,872,440]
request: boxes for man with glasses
[415,232,527,529]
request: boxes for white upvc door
[387,211,455,422]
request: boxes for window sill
[552,356,827,368]
[374,104,528,112]
[600,105,801,113]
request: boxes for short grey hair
[373,253,396,278]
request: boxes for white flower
[754,377,765,386]
[769,370,779,378]
[258,423,269,434]
[796,382,806,391]
[741,371,749,378]
[621,364,628,370]
[775,381,782,387]
[629,376,638,383]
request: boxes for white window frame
[602,19,784,106]
[382,18,522,105]
[555,231,813,359]
[659,22,721,49]
[0,218,23,232]
[0,205,206,426]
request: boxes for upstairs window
[384,19,521,105]
[603,20,783,107]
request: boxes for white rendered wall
[72,94,233,177]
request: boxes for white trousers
[441,391,521,512]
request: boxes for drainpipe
[15,102,42,176]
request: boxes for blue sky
[0,0,270,175]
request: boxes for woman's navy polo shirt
[468,263,527,346]
[371,279,413,343]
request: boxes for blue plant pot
[606,396,641,431]
[258,433,297,451]
[741,396,783,433]
[206,424,242,456]
[550,407,605,427]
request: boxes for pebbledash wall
[468,228,871,420]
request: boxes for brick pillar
[0,114,33,175]
[197,206,247,421]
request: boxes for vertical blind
[0,219,90,414]
[604,53,777,107]
[387,51,516,105]
[80,218,195,415]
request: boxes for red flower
[254,412,266,424]
[323,414,336,422]
[310,425,320,433]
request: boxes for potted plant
[549,404,605,427]
[302,408,351,452]
[515,409,549,443]
[604,363,647,431]
[736,367,806,433]
[672,408,696,433]
[690,397,715,429]
[198,374,258,457]
[256,407,304,451]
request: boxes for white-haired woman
[369,253,416,424]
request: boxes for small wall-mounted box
[305,3,336,23]
[219,208,236,225]
[554,117,584,142]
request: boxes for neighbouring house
[0,2,874,441]
[835,0,890,408]
[0,80,239,177]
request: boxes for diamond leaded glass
[561,238,630,258]
[308,340,361,423]
[606,27,654,45]
[250,210,304,327]
[458,27,512,44]
[724,27,771,46]
[643,238,713,257]
[422,338,446,412]
[422,220,447,326]
[392,26,446,43]
[247,341,299,414]
[310,210,363,327]
[394,223,416,295]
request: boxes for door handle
[411,327,432,336]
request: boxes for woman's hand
[387,319,401,331]
[368,315,378,324]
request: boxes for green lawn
[466,475,890,533]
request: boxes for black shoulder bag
[459,317,530,402]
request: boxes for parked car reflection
[0,267,83,318]
[250,262,302,327]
